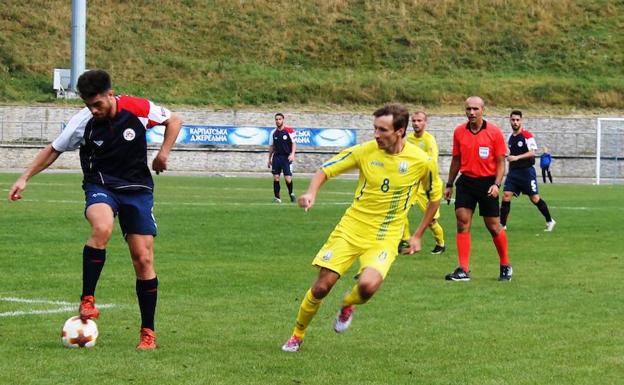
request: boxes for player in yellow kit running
[281,104,442,352]
[400,111,446,254]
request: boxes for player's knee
[311,284,331,299]
[90,223,113,245]
[131,251,153,269]
[357,281,380,300]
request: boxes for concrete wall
[1,105,622,181]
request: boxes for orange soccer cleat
[137,328,157,350]
[79,295,100,320]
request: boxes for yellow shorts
[414,190,441,220]
[312,231,397,279]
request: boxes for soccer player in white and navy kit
[267,113,296,202]
[7,70,182,349]
[500,110,555,231]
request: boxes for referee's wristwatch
[494,182,501,188]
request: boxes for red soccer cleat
[137,328,157,350]
[79,295,100,321]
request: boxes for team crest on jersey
[283,135,288,140]
[398,161,408,174]
[377,251,388,262]
[517,141,524,147]
[123,128,136,141]
[479,146,490,159]
[322,251,333,262]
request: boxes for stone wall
[1,105,621,181]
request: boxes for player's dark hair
[373,104,409,137]
[275,113,285,119]
[77,70,112,99]
[510,110,523,117]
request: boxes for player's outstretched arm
[8,144,61,201]
[298,169,328,212]
[152,113,182,174]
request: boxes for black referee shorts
[454,174,499,217]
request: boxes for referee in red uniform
[444,96,512,281]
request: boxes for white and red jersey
[507,128,537,169]
[52,95,172,190]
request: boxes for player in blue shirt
[540,146,553,183]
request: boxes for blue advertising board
[146,125,357,147]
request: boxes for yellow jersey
[407,131,442,198]
[321,140,442,244]
[406,131,439,161]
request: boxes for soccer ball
[61,316,99,348]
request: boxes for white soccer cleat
[333,305,354,333]
[281,335,303,352]
[544,219,556,232]
[273,197,282,203]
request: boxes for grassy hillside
[1,0,623,110]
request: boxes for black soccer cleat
[498,265,513,281]
[431,245,446,254]
[445,267,470,281]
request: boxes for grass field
[0,173,622,385]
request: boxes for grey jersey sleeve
[51,107,93,152]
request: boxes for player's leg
[283,235,355,351]
[127,234,158,349]
[284,170,295,203]
[118,190,159,349]
[542,167,547,183]
[482,199,512,281]
[335,244,395,333]
[529,193,556,231]
[80,185,118,320]
[272,172,281,202]
[446,176,477,280]
[282,268,340,352]
[547,167,553,183]
[500,191,513,228]
[415,192,445,253]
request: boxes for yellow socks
[292,289,322,339]
[342,284,367,307]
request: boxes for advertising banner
[146,125,357,147]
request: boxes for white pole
[596,119,601,185]
[69,0,86,92]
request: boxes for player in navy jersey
[267,113,296,203]
[500,110,555,232]
[7,70,182,349]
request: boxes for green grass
[1,1,624,110]
[0,173,622,385]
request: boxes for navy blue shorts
[454,174,500,217]
[504,167,539,196]
[271,154,293,176]
[84,183,157,237]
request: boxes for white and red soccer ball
[61,316,98,348]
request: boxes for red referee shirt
[451,120,506,178]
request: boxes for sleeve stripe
[322,151,353,168]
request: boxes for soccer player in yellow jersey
[281,104,442,352]
[400,111,446,254]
